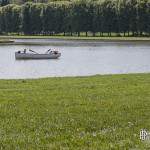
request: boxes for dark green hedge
[0,0,150,36]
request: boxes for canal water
[0,39,150,79]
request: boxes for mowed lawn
[0,74,150,149]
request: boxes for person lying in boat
[45,49,51,54]
[45,49,59,54]
[54,51,58,54]
[49,50,58,54]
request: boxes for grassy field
[0,35,150,41]
[0,74,150,149]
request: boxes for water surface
[0,39,150,79]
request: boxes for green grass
[0,39,14,43]
[0,35,150,41]
[0,74,150,149]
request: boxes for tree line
[0,0,150,36]
[0,0,49,6]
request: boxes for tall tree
[12,5,21,33]
[128,0,138,36]
[101,0,116,36]
[147,0,150,35]
[30,3,43,34]
[137,0,148,35]
[42,3,56,35]
[0,8,2,33]
[0,0,149,36]
[71,0,92,36]
[0,0,9,6]
[1,4,15,33]
[22,2,32,34]
[120,0,130,36]
[94,1,105,36]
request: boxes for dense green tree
[12,5,21,32]
[119,0,130,36]
[0,8,2,33]
[61,2,72,35]
[147,0,150,35]
[137,0,148,35]
[87,1,96,36]
[0,0,149,36]
[94,1,104,36]
[101,0,116,36]
[42,3,56,34]
[22,2,32,34]
[0,4,21,33]
[30,3,43,34]
[128,0,138,36]
[50,2,66,34]
[0,0,10,6]
[1,4,15,33]
[71,0,84,36]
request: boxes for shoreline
[0,35,150,42]
[1,73,150,80]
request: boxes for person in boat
[45,49,51,54]
[24,49,26,53]
[54,51,58,54]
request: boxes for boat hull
[15,52,61,59]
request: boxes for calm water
[0,39,150,79]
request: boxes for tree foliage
[0,0,149,36]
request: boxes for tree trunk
[132,31,135,36]
[124,31,125,37]
[86,31,88,37]
[78,32,80,37]
[140,31,143,36]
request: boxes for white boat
[15,49,61,59]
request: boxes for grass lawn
[0,74,150,149]
[0,35,150,41]
[0,39,14,43]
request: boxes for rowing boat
[15,49,61,59]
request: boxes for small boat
[15,49,61,59]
